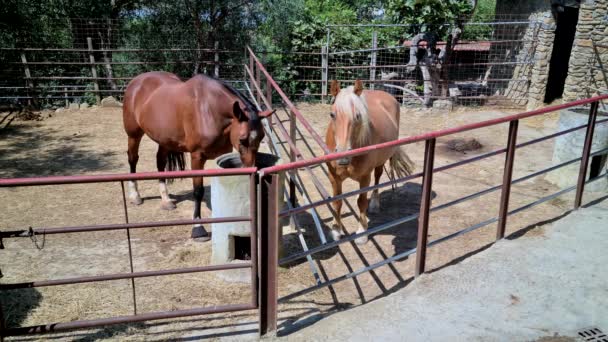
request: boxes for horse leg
[355,174,371,245]
[329,170,344,241]
[190,152,210,241]
[368,165,383,214]
[156,146,176,210]
[127,135,143,205]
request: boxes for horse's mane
[335,86,371,147]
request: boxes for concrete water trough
[211,152,284,282]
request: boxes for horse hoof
[330,228,343,242]
[368,201,380,214]
[191,226,211,242]
[130,197,143,205]
[160,200,176,210]
[355,235,368,245]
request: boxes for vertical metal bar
[120,181,138,315]
[64,87,68,108]
[370,31,378,90]
[255,63,262,105]
[86,37,101,104]
[250,173,259,308]
[321,45,328,104]
[496,120,519,240]
[265,77,273,126]
[214,41,220,78]
[575,101,599,209]
[415,138,436,277]
[289,110,297,207]
[259,174,279,337]
[20,52,36,107]
[249,52,255,97]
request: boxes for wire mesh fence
[1,15,546,109]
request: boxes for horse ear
[354,80,364,96]
[330,80,340,97]
[232,101,247,122]
[259,108,276,118]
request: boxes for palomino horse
[326,80,414,244]
[123,71,274,240]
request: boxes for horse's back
[363,89,401,142]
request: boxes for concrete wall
[562,0,608,101]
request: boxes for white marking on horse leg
[330,220,344,241]
[159,181,176,210]
[128,181,142,205]
[368,190,380,214]
[355,214,369,245]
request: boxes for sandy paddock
[0,102,603,341]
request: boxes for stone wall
[526,14,557,109]
[563,0,608,101]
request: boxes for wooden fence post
[20,52,37,106]
[259,174,279,337]
[321,45,328,104]
[87,37,101,104]
[370,30,378,90]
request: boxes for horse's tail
[389,147,415,180]
[166,151,186,183]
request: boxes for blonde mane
[334,86,371,147]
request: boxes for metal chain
[28,227,46,250]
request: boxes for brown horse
[326,80,414,244]
[123,71,274,240]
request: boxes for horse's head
[328,79,370,167]
[230,101,275,167]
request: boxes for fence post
[255,61,262,105]
[20,52,37,106]
[249,52,255,97]
[415,138,436,277]
[86,37,101,104]
[259,174,279,337]
[574,101,599,209]
[496,120,519,240]
[214,41,220,78]
[265,77,273,126]
[64,87,69,108]
[370,30,378,90]
[321,45,328,104]
[289,110,297,207]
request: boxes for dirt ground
[0,102,604,340]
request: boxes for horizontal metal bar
[0,216,250,237]
[328,61,534,70]
[2,303,256,337]
[326,21,535,28]
[0,168,257,187]
[0,263,251,290]
[261,96,608,175]
[0,47,240,53]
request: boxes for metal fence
[0,168,259,338]
[246,47,608,334]
[1,46,607,339]
[1,16,544,109]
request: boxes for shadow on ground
[0,123,118,178]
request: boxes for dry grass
[0,103,577,340]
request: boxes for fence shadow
[0,123,118,178]
[369,182,437,257]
